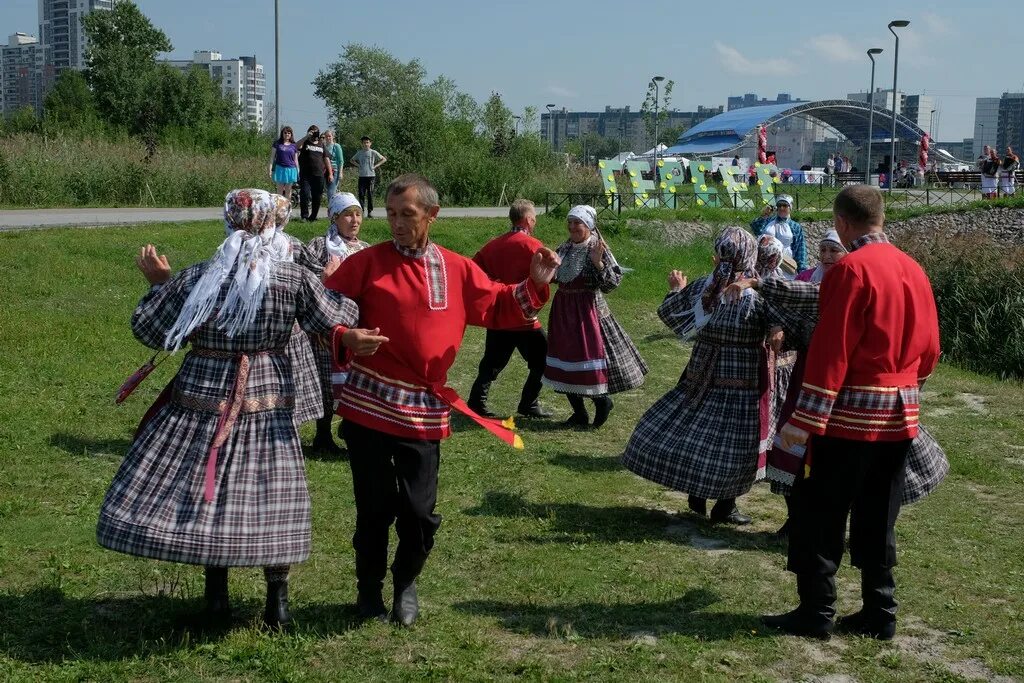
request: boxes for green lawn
[0,216,1021,682]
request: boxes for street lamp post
[546,103,556,150]
[929,109,936,138]
[865,48,883,184]
[512,115,521,137]
[978,123,985,158]
[651,76,665,195]
[887,20,910,193]
[274,0,280,133]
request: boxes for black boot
[262,569,292,630]
[837,568,897,640]
[564,395,590,428]
[687,495,707,517]
[517,401,553,418]
[468,380,497,419]
[391,581,419,627]
[355,551,388,622]
[591,396,614,428]
[762,574,835,640]
[311,416,344,455]
[710,498,752,525]
[777,495,794,536]
[203,566,230,621]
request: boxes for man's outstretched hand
[529,247,562,285]
[341,327,389,356]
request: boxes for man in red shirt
[763,185,940,640]
[468,199,553,419]
[324,174,560,627]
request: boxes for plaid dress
[543,245,647,395]
[284,236,324,425]
[621,277,798,499]
[97,261,358,567]
[303,235,369,415]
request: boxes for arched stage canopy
[664,100,928,158]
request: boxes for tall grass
[0,133,267,208]
[900,229,1024,380]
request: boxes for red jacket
[791,233,940,441]
[473,228,545,331]
[324,240,549,440]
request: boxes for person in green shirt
[323,130,344,200]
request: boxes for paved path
[0,206,531,231]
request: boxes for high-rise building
[37,0,119,90]
[902,95,936,134]
[973,97,1000,158]
[1,33,45,116]
[997,92,1024,157]
[727,92,800,111]
[163,51,266,129]
[846,88,905,115]
[539,105,724,154]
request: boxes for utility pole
[274,0,280,133]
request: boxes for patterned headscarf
[701,227,757,312]
[164,188,293,351]
[271,193,292,231]
[755,234,784,278]
[326,192,362,260]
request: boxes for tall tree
[640,79,675,144]
[481,91,513,156]
[313,45,426,123]
[82,1,171,132]
[43,69,98,129]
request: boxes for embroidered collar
[850,232,889,251]
[393,240,430,259]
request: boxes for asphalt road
[0,206,531,231]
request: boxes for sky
[5,0,1021,141]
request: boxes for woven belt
[713,377,759,389]
[173,390,294,414]
[191,347,286,359]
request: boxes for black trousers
[342,419,442,588]
[357,176,376,214]
[300,174,325,220]
[787,435,910,579]
[469,328,547,408]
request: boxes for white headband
[328,191,361,219]
[567,205,596,231]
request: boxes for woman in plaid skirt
[97,189,359,628]
[298,192,370,454]
[542,205,647,428]
[621,227,803,525]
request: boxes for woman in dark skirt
[542,205,647,428]
[97,189,359,628]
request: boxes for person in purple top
[269,126,299,198]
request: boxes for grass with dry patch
[0,216,1021,681]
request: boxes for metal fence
[546,182,1010,218]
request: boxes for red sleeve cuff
[526,278,550,307]
[331,325,353,370]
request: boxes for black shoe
[357,587,388,623]
[468,402,497,419]
[203,567,231,622]
[592,397,614,428]
[762,607,833,640]
[710,508,753,525]
[563,413,590,429]
[835,610,896,640]
[391,581,419,627]
[517,403,553,418]
[687,496,707,518]
[263,580,292,630]
[311,434,344,455]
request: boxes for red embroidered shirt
[791,233,940,441]
[324,241,549,440]
[472,228,545,331]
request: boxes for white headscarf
[808,229,848,283]
[567,204,597,231]
[164,189,293,351]
[326,192,362,260]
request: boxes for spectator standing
[323,130,344,201]
[297,125,332,221]
[999,147,1019,197]
[750,195,808,273]
[351,136,387,218]
[269,126,299,198]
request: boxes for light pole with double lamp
[887,20,910,193]
[651,76,665,187]
[865,48,883,184]
[546,103,557,150]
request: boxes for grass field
[0,216,1022,682]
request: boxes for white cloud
[921,12,953,36]
[545,85,578,98]
[713,42,796,76]
[808,34,861,63]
